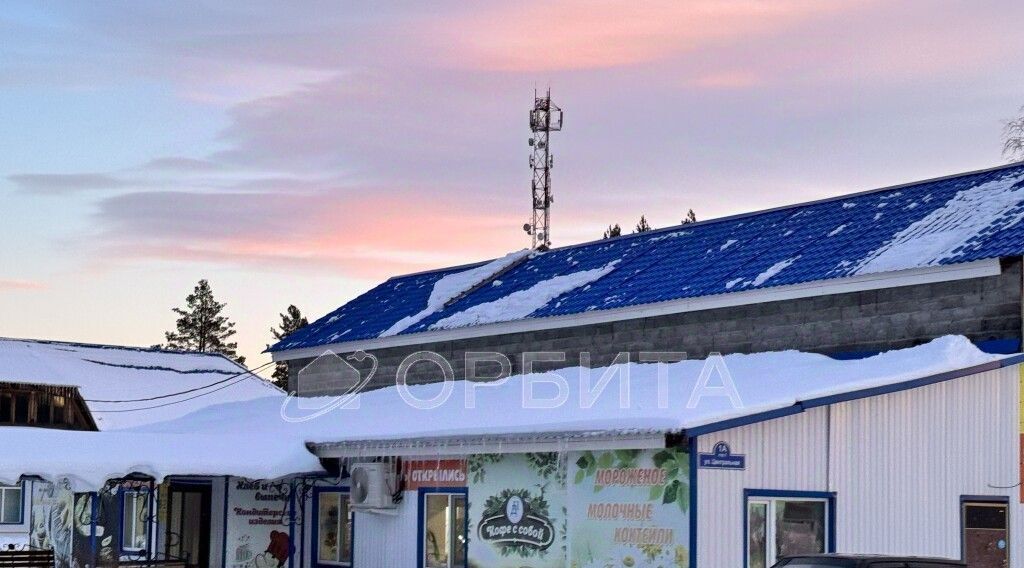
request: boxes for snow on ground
[430,260,620,330]
[2,336,1011,490]
[379,249,529,337]
[854,170,1024,275]
[0,338,280,430]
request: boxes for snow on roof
[2,426,322,491]
[3,336,1012,490]
[271,162,1024,354]
[162,336,1010,451]
[379,249,529,337]
[0,338,281,430]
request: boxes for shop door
[962,501,1008,568]
[167,483,213,568]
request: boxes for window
[962,499,1008,567]
[0,484,23,524]
[315,490,352,567]
[746,492,832,568]
[121,490,150,552]
[421,491,466,568]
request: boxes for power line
[90,369,274,413]
[84,360,276,403]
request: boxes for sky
[2,1,1024,371]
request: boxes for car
[770,554,966,567]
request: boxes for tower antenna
[523,89,562,250]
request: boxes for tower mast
[524,89,562,250]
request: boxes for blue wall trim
[89,492,98,565]
[221,477,230,568]
[960,494,1010,503]
[688,437,698,568]
[288,480,297,568]
[686,355,1024,438]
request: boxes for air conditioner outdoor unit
[349,462,397,509]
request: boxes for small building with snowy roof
[269,162,1024,393]
[0,337,281,430]
[0,338,331,568]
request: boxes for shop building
[230,337,1024,567]
[260,162,1024,567]
[4,338,1024,567]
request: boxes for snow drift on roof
[379,249,529,337]
[429,260,620,330]
[1,427,322,492]
[2,336,1010,491]
[0,338,280,430]
[854,169,1024,274]
[158,336,1007,450]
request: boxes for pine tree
[634,215,652,233]
[163,279,245,365]
[270,305,309,389]
[1004,105,1024,162]
[602,223,622,239]
[682,209,697,224]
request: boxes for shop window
[745,491,832,568]
[121,489,151,552]
[315,489,352,567]
[961,498,1008,567]
[420,491,467,568]
[0,483,23,524]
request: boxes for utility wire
[90,369,274,413]
[84,360,276,403]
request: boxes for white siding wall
[830,366,1018,559]
[210,478,227,568]
[353,492,418,568]
[696,365,1022,568]
[697,407,830,567]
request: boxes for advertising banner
[467,453,566,568]
[404,459,467,491]
[225,478,293,568]
[567,449,690,568]
[30,480,73,568]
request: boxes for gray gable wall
[289,258,1024,395]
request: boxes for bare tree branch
[1003,105,1024,162]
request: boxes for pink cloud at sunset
[440,1,852,72]
[0,279,45,291]
[2,0,1024,363]
[91,187,522,279]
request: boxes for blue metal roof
[270,162,1024,353]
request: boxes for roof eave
[310,429,673,458]
[308,353,1024,457]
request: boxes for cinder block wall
[288,258,1023,394]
